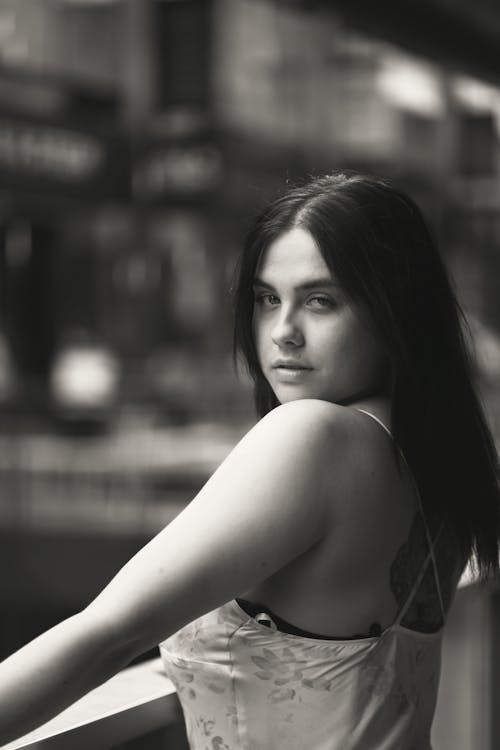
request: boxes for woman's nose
[271,308,304,347]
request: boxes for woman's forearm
[0,608,132,746]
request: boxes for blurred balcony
[0,418,249,613]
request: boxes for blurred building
[0,0,247,431]
[0,0,499,428]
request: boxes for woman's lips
[272,361,312,370]
[272,364,313,382]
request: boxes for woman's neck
[340,392,392,429]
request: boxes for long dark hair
[233,171,500,579]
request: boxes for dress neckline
[229,599,443,645]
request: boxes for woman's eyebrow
[253,276,339,291]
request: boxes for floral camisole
[159,410,446,749]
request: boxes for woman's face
[252,226,388,406]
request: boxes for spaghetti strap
[354,407,447,627]
[417,519,446,624]
[355,408,393,439]
[394,523,445,627]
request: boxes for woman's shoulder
[243,400,390,500]
[231,400,345,479]
[256,398,364,440]
[254,399,388,458]
[264,401,415,517]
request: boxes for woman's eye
[255,293,280,307]
[308,295,334,309]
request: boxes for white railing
[1,658,178,750]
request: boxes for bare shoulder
[252,398,356,445]
[259,398,389,440]
[240,399,357,471]
[238,400,382,508]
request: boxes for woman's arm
[0,399,349,745]
[0,609,131,746]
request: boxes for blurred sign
[0,112,128,200]
[0,117,103,180]
[133,140,222,199]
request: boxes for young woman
[1,172,499,749]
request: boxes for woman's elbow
[79,602,141,675]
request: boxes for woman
[1,172,499,749]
